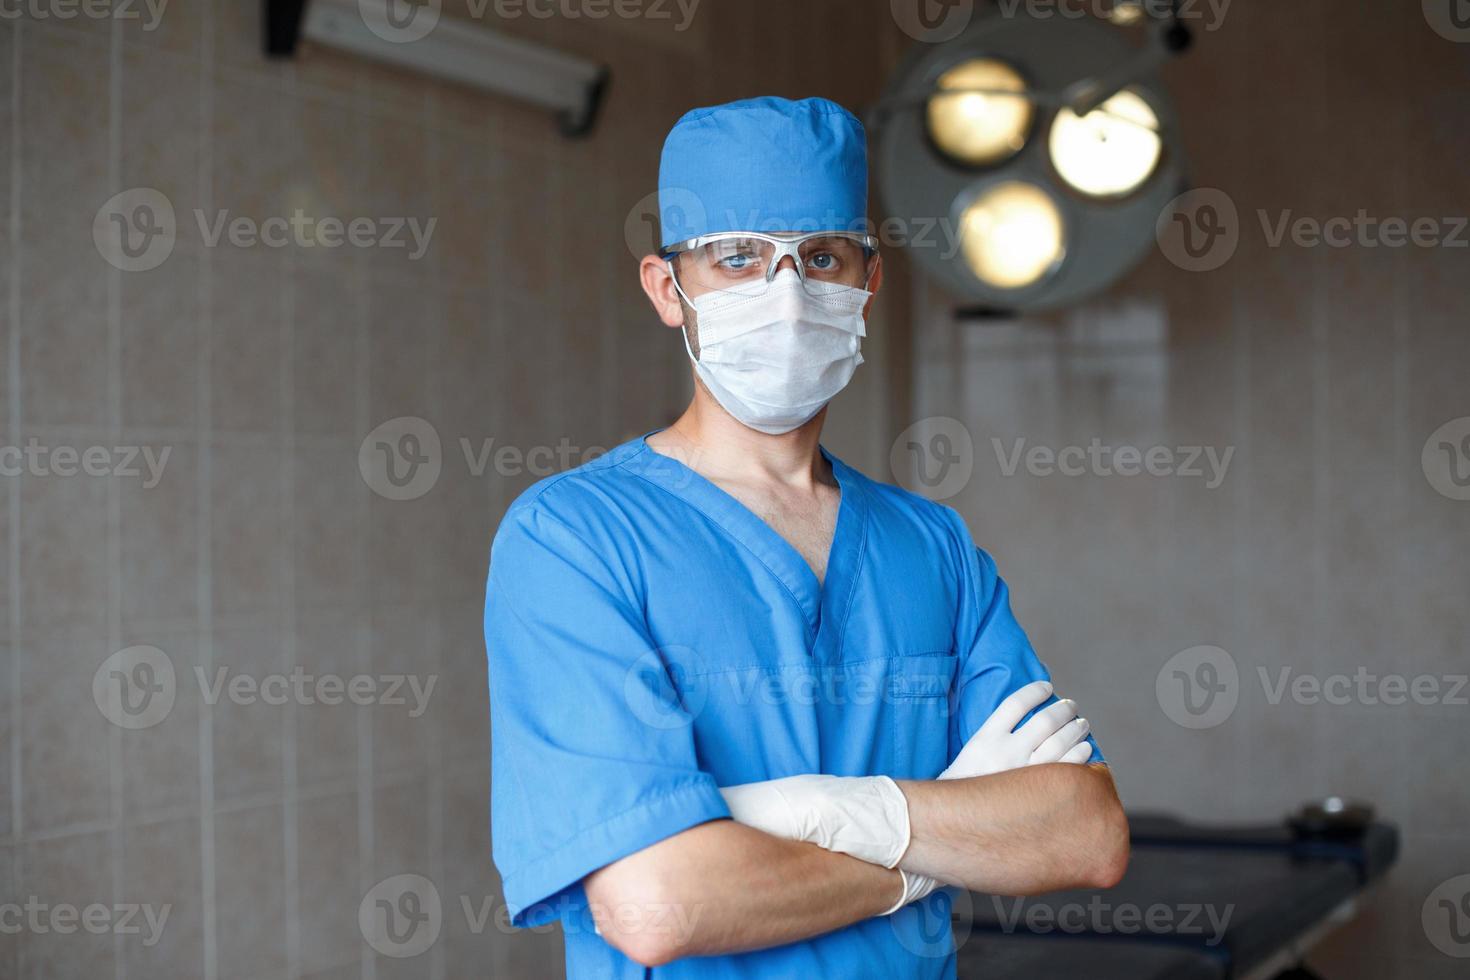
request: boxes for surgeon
[485,96,1128,978]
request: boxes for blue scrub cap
[657,96,869,250]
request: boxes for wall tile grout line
[107,11,125,980]
[1310,36,1332,796]
[281,59,302,980]
[355,77,376,980]
[8,17,23,870]
[197,1,218,977]
[426,100,447,980]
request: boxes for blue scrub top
[485,433,1103,978]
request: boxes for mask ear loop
[667,258,701,362]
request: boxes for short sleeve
[486,498,730,927]
[946,523,1105,767]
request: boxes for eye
[718,251,757,271]
[706,239,764,275]
[807,251,838,271]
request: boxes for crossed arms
[584,682,1130,967]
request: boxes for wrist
[880,869,941,916]
[880,868,906,916]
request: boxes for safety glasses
[662,230,879,299]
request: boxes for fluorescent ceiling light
[283,0,609,136]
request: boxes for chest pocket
[888,653,958,780]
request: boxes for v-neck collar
[626,431,868,660]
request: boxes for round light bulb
[1049,88,1163,198]
[959,182,1066,289]
[926,59,1033,167]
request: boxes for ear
[639,255,687,328]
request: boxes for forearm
[896,763,1129,894]
[584,818,901,967]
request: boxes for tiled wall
[0,3,910,977]
[10,1,1463,977]
[906,3,1469,979]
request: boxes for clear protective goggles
[662,230,880,300]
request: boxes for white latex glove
[888,682,1092,913]
[721,681,1095,915]
[719,773,912,869]
[884,869,941,916]
[940,680,1092,781]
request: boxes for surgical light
[1049,88,1163,198]
[873,5,1192,313]
[926,59,1032,167]
[959,183,1065,289]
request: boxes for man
[485,96,1127,978]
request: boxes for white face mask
[681,269,870,435]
